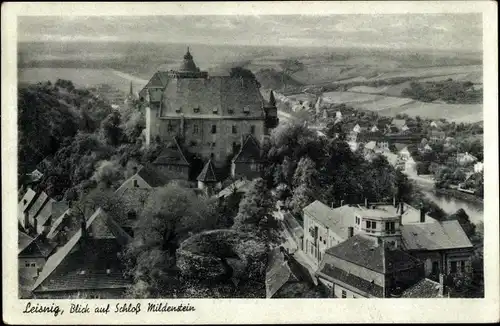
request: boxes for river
[422,189,484,225]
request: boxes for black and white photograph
[2,1,499,324]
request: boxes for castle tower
[264,90,279,131]
[124,81,136,106]
[179,47,199,73]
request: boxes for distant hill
[255,68,304,90]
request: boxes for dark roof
[393,143,408,152]
[33,208,132,292]
[36,198,56,228]
[401,220,473,251]
[33,238,131,293]
[153,138,190,166]
[19,235,56,258]
[197,159,218,183]
[137,163,171,187]
[28,191,49,221]
[266,248,294,298]
[401,278,443,298]
[232,134,262,163]
[324,234,423,274]
[317,263,384,297]
[46,208,71,240]
[179,48,199,72]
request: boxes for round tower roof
[179,47,199,72]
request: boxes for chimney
[348,227,354,238]
[364,198,368,208]
[420,208,426,223]
[438,273,445,297]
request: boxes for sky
[18,14,482,51]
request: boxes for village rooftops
[18,231,35,254]
[401,220,473,251]
[401,278,444,298]
[324,234,423,274]
[18,234,56,259]
[303,201,356,239]
[32,208,132,294]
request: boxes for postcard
[2,1,499,324]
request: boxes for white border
[2,2,499,324]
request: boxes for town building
[301,200,436,266]
[151,137,191,180]
[316,234,424,298]
[429,130,446,142]
[115,163,172,196]
[400,221,474,279]
[32,208,132,299]
[18,232,56,282]
[231,134,264,180]
[139,47,278,172]
[456,152,478,166]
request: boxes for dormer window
[243,106,250,115]
[176,107,182,113]
[193,106,200,113]
[213,108,218,114]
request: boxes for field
[321,91,483,122]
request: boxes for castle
[139,47,278,181]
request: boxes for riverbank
[434,187,483,206]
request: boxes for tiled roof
[33,208,132,292]
[266,248,293,298]
[153,138,190,166]
[325,234,423,274]
[137,163,171,188]
[232,134,262,163]
[28,191,49,222]
[33,239,131,293]
[303,201,358,239]
[18,231,34,254]
[36,198,56,228]
[317,263,384,297]
[152,75,264,117]
[46,208,71,240]
[401,278,443,298]
[401,220,473,251]
[197,159,218,183]
[19,235,56,258]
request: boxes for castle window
[213,108,218,114]
[193,124,199,134]
[168,123,173,132]
[211,125,217,134]
[212,142,216,148]
[228,109,234,114]
[250,125,255,134]
[232,125,237,134]
[193,106,200,113]
[176,107,182,113]
[385,221,395,234]
[243,106,250,114]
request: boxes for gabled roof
[303,201,357,240]
[18,235,56,259]
[401,278,443,298]
[143,71,170,89]
[18,231,34,254]
[18,188,38,226]
[197,159,218,183]
[137,163,172,187]
[317,263,384,297]
[232,134,262,163]
[153,137,190,166]
[33,208,132,293]
[46,208,71,240]
[36,198,56,228]
[325,234,422,274]
[401,220,473,251]
[266,248,296,298]
[28,191,49,222]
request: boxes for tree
[91,159,124,188]
[280,59,304,90]
[100,111,124,146]
[447,208,476,239]
[289,156,319,216]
